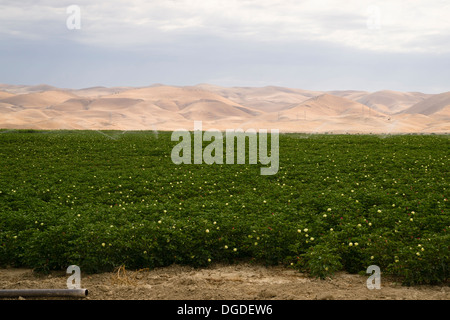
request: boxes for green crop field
[0,130,448,285]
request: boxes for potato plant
[0,130,448,284]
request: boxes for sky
[0,0,450,93]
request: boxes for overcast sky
[1,0,449,93]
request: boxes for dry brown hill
[0,90,78,108]
[194,84,320,112]
[401,91,450,115]
[0,84,448,133]
[279,94,387,120]
[0,91,15,100]
[355,90,430,114]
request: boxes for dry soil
[0,263,448,300]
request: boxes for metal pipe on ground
[0,289,88,298]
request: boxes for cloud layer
[1,0,449,92]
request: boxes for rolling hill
[0,84,448,133]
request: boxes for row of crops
[0,130,448,284]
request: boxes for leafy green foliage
[0,130,448,284]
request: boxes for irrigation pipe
[0,288,88,298]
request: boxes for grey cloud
[0,0,449,93]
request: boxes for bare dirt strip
[0,263,448,300]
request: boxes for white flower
[349,242,353,246]
[206,229,209,233]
